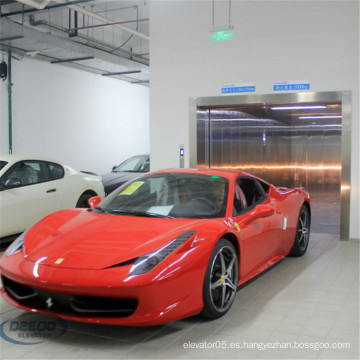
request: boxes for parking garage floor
[0,233,359,360]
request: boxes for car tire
[288,205,310,257]
[76,192,95,208]
[201,239,238,319]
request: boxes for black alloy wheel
[289,205,310,257]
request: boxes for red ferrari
[0,168,310,326]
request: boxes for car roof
[0,154,64,165]
[128,154,149,158]
[150,167,257,180]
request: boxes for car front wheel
[201,239,238,319]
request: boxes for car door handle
[46,188,57,193]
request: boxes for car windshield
[97,173,229,219]
[113,157,149,173]
[0,161,8,171]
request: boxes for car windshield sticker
[147,206,173,216]
[120,181,144,195]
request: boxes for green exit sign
[210,25,234,42]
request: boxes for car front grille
[2,276,138,318]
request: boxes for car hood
[102,171,141,186]
[23,209,208,270]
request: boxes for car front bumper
[0,249,206,326]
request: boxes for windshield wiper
[113,170,137,173]
[109,209,174,219]
[94,206,109,213]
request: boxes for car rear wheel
[201,239,238,319]
[289,205,310,257]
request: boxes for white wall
[150,0,359,239]
[0,56,149,174]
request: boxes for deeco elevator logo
[0,313,67,345]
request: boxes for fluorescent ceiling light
[271,106,327,110]
[299,115,342,119]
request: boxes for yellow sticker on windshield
[119,181,144,195]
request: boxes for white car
[0,155,105,241]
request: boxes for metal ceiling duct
[0,0,150,84]
[16,0,149,40]
[15,0,52,10]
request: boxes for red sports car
[0,168,310,326]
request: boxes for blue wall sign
[221,84,255,94]
[274,81,310,91]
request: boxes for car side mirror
[88,196,102,209]
[243,205,275,225]
[4,178,21,188]
[112,165,117,171]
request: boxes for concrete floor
[310,191,340,235]
[0,233,359,360]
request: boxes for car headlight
[6,230,27,257]
[129,230,197,276]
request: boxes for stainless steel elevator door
[197,101,342,235]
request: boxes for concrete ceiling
[0,0,149,85]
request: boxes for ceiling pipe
[7,50,13,154]
[2,1,92,17]
[60,0,149,41]
[64,3,149,41]
[69,18,149,32]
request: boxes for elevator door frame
[189,91,351,240]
